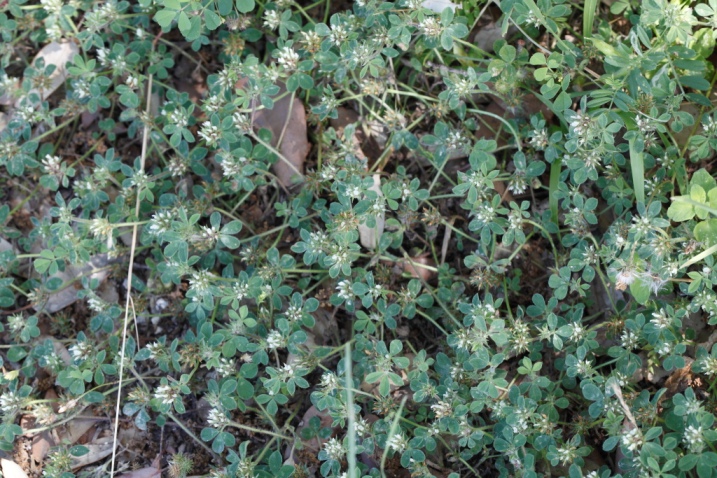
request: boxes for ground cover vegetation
[2,0,717,477]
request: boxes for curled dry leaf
[358,174,384,250]
[16,41,79,108]
[0,459,29,478]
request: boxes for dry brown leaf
[397,255,436,282]
[254,96,308,186]
[296,405,334,455]
[16,41,79,108]
[473,23,507,53]
[247,83,308,188]
[0,459,29,478]
[59,417,97,445]
[117,466,161,478]
[37,336,72,366]
[36,253,112,313]
[70,436,114,469]
[31,430,55,464]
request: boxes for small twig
[0,303,35,315]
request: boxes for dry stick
[109,72,154,476]
[276,90,295,148]
[129,295,141,352]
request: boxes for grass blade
[583,0,598,37]
[629,137,645,205]
[549,160,560,225]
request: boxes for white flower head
[276,46,300,71]
[154,383,178,405]
[69,341,94,363]
[323,437,345,460]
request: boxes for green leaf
[553,91,571,111]
[692,185,710,219]
[201,427,219,441]
[694,219,717,247]
[630,276,651,305]
[691,169,717,192]
[177,11,192,36]
[529,53,547,65]
[216,0,232,15]
[498,44,516,63]
[694,28,716,59]
[589,37,620,57]
[221,220,243,234]
[205,9,222,30]
[583,0,597,37]
[70,445,89,456]
[581,382,602,401]
[220,235,241,249]
[34,249,55,274]
[365,371,382,383]
[154,9,177,28]
[667,197,695,221]
[681,75,710,91]
[236,0,255,13]
[440,7,454,27]
[629,137,644,206]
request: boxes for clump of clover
[2,0,717,476]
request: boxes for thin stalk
[109,71,154,477]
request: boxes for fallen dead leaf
[473,23,506,53]
[59,417,98,445]
[0,459,29,478]
[71,436,114,469]
[31,429,55,465]
[39,336,72,366]
[16,41,79,108]
[238,79,308,188]
[36,253,113,313]
[396,255,436,282]
[117,466,161,478]
[295,405,334,455]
